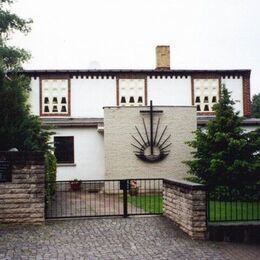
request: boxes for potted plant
[70,179,82,191]
[129,180,139,196]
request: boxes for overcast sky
[9,0,260,96]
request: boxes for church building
[26,46,257,180]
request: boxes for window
[41,78,70,116]
[137,96,143,103]
[193,78,219,112]
[195,96,200,103]
[118,79,145,106]
[121,96,126,103]
[54,136,74,163]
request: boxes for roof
[41,117,260,127]
[41,118,104,127]
[197,117,260,126]
[21,69,251,78]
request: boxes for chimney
[156,45,170,70]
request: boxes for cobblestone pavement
[0,216,259,260]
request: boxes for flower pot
[70,181,81,191]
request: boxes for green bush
[45,152,57,205]
[210,185,260,201]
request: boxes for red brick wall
[242,76,251,117]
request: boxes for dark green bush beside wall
[45,152,57,205]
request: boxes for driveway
[0,216,259,259]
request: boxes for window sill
[57,163,76,167]
[40,114,70,117]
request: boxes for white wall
[147,77,191,106]
[71,77,116,117]
[221,77,243,116]
[52,127,105,180]
[29,75,245,117]
[29,77,40,115]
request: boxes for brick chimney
[156,45,170,70]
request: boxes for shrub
[45,152,57,205]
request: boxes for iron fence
[45,178,163,219]
[207,185,260,222]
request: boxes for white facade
[71,77,116,118]
[148,77,191,106]
[51,128,105,180]
[27,69,253,181]
[29,78,40,115]
[221,77,243,115]
[30,75,245,118]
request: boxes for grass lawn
[127,194,260,221]
[128,194,162,213]
[208,201,260,222]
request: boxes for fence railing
[207,185,260,222]
[45,178,163,219]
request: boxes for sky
[8,0,260,96]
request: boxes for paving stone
[0,216,260,259]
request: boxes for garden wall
[163,178,207,239]
[0,152,45,224]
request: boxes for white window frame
[118,78,146,106]
[193,78,220,113]
[40,77,70,116]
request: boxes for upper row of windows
[40,78,220,116]
[42,79,69,115]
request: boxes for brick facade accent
[156,46,170,70]
[163,179,207,240]
[242,75,251,117]
[0,152,45,224]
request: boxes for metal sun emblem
[131,101,171,163]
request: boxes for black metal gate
[45,178,163,219]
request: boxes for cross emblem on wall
[131,100,171,163]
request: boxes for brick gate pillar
[163,179,207,240]
[0,152,45,224]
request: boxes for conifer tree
[185,86,260,187]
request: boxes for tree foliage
[184,86,260,187]
[0,0,54,152]
[0,0,32,70]
[252,93,260,118]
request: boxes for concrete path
[0,216,259,259]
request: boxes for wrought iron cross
[140,100,163,155]
[131,100,171,163]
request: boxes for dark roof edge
[198,118,260,126]
[16,69,251,78]
[41,118,104,127]
[41,117,260,127]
